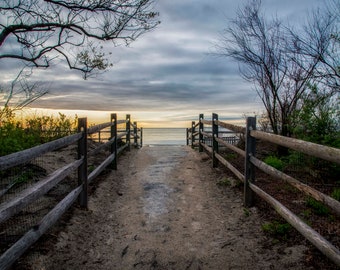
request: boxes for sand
[20,145,310,269]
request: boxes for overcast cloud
[0,0,321,126]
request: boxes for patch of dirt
[14,145,319,269]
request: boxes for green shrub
[25,112,78,142]
[0,110,77,156]
[243,208,250,217]
[286,151,303,167]
[224,152,237,160]
[88,165,96,173]
[262,220,292,239]
[290,84,340,148]
[331,188,340,201]
[300,209,312,219]
[264,156,285,171]
[305,197,330,216]
[217,178,231,187]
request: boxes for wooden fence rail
[0,133,82,171]
[0,113,142,269]
[187,113,340,267]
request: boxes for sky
[0,0,321,127]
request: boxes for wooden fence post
[111,113,117,170]
[191,121,195,149]
[212,113,219,168]
[77,117,88,208]
[244,116,256,207]
[186,128,189,146]
[134,121,138,147]
[140,127,143,148]
[126,114,131,151]
[199,114,204,152]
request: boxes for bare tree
[290,0,339,92]
[0,68,48,121]
[217,0,326,138]
[0,0,160,78]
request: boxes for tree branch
[0,0,160,77]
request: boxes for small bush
[331,188,340,201]
[217,178,231,187]
[305,197,330,216]
[88,165,96,173]
[262,220,292,240]
[224,152,237,160]
[243,208,250,217]
[0,111,77,156]
[300,209,312,219]
[286,151,303,167]
[264,156,285,171]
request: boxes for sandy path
[34,145,308,269]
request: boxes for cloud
[0,0,321,126]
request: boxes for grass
[224,152,237,160]
[264,155,284,171]
[217,177,231,187]
[305,197,330,216]
[88,165,96,173]
[243,208,250,217]
[281,183,299,193]
[261,220,292,240]
[331,188,340,201]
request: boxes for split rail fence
[187,113,340,267]
[0,113,142,269]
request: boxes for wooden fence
[187,113,340,267]
[0,113,142,269]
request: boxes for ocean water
[142,128,187,145]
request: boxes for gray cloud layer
[0,0,321,124]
